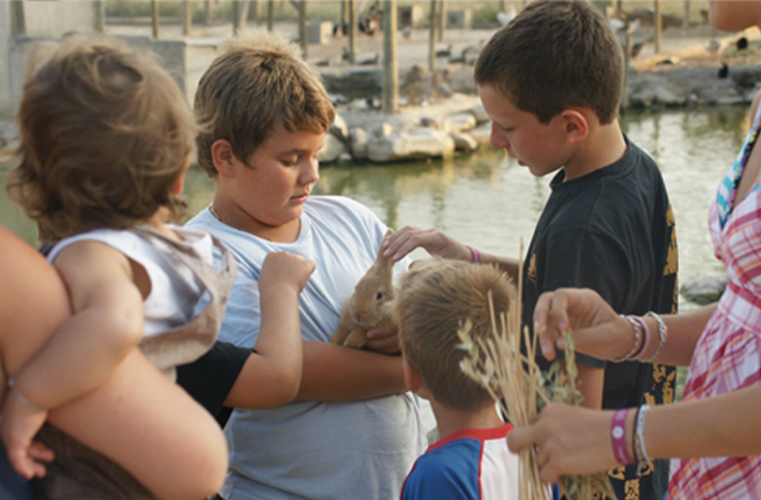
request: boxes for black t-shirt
[176,341,251,428]
[523,138,678,500]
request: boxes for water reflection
[0,106,749,307]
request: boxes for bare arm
[508,384,761,482]
[224,252,315,409]
[2,241,144,478]
[0,227,226,500]
[47,351,227,500]
[382,226,519,278]
[533,288,713,367]
[10,241,144,409]
[296,342,406,402]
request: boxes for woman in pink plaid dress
[505,2,761,499]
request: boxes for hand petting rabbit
[331,229,398,349]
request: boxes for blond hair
[397,260,515,411]
[474,0,623,125]
[7,36,197,242]
[194,30,335,177]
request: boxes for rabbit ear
[375,228,395,270]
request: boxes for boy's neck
[563,120,627,182]
[430,399,504,442]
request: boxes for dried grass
[457,253,615,499]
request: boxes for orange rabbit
[331,229,397,348]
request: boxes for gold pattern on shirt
[625,478,641,500]
[527,253,537,283]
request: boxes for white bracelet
[634,404,651,477]
[642,312,667,363]
[7,378,46,412]
[611,315,641,363]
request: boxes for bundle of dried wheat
[457,269,615,499]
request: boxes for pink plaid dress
[668,106,761,499]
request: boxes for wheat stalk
[457,251,615,499]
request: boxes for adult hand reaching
[533,288,634,362]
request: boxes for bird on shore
[359,53,380,66]
[718,62,729,79]
[436,44,453,58]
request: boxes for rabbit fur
[331,229,397,348]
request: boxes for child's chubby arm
[224,251,315,409]
[1,240,144,478]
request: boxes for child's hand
[381,226,470,262]
[260,252,316,294]
[365,325,401,355]
[1,386,53,479]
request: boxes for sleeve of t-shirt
[176,341,251,427]
[400,462,478,500]
[540,227,632,369]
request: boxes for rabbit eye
[375,291,384,301]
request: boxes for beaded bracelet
[7,378,46,413]
[610,408,633,465]
[611,315,642,363]
[466,245,481,264]
[642,312,667,364]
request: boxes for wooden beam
[382,0,398,114]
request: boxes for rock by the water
[367,128,455,163]
[680,274,728,305]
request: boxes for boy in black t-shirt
[382,2,677,499]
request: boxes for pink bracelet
[466,245,481,263]
[630,315,651,361]
[611,408,633,465]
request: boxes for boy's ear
[402,358,424,395]
[211,139,238,178]
[559,110,589,145]
[170,170,186,196]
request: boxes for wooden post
[93,1,105,33]
[205,0,213,24]
[654,0,662,54]
[10,1,25,37]
[428,0,437,74]
[151,0,160,39]
[249,0,260,21]
[299,1,308,59]
[382,0,399,114]
[499,0,506,12]
[683,0,690,29]
[348,0,357,64]
[340,0,349,33]
[232,0,243,35]
[183,0,192,36]
[267,0,275,31]
[437,0,445,43]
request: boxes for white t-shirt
[186,196,427,500]
[47,225,215,339]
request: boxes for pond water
[0,105,750,311]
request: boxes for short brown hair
[397,260,515,412]
[474,0,623,125]
[194,31,335,177]
[8,36,197,242]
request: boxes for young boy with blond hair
[185,31,425,500]
[397,260,520,500]
[384,2,677,498]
